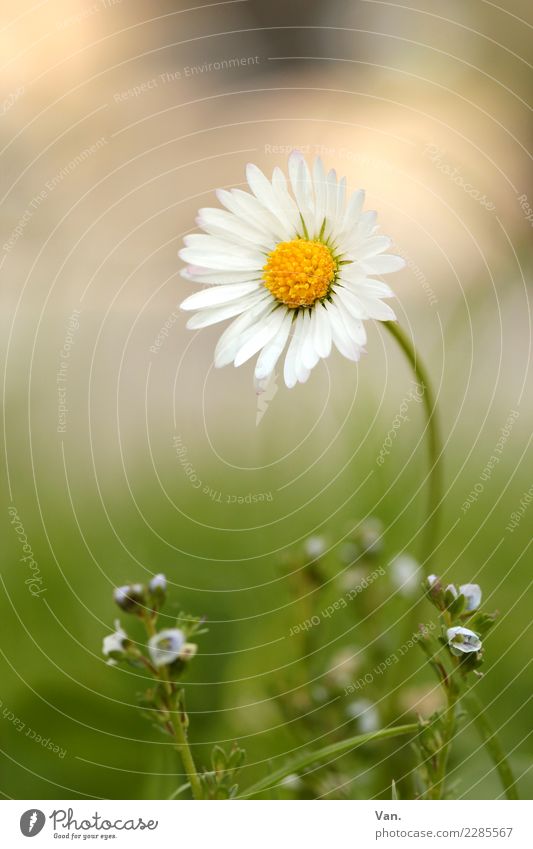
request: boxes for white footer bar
[2,799,529,847]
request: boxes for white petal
[351,235,392,260]
[288,151,314,236]
[319,170,338,243]
[356,295,397,321]
[300,309,320,370]
[181,266,260,285]
[246,163,295,234]
[359,254,406,275]
[254,309,293,381]
[336,175,347,221]
[197,207,275,250]
[217,188,287,242]
[186,290,269,329]
[313,302,332,358]
[271,167,300,233]
[324,301,361,361]
[180,282,259,311]
[234,307,287,367]
[313,157,327,234]
[179,247,264,272]
[333,294,367,345]
[214,301,275,367]
[183,233,263,258]
[335,286,370,319]
[283,311,305,388]
[340,273,395,299]
[342,189,365,234]
[297,364,311,384]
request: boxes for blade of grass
[241,723,418,798]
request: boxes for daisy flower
[179,151,404,391]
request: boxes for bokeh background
[1,0,531,800]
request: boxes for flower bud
[179,642,198,662]
[425,574,444,607]
[357,518,384,557]
[113,583,146,613]
[390,554,420,597]
[304,536,327,559]
[148,573,167,607]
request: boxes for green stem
[168,703,203,801]
[242,723,418,798]
[430,689,458,799]
[384,322,519,801]
[142,614,202,800]
[463,691,519,800]
[384,321,442,570]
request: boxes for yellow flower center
[262,239,337,308]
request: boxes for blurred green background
[1,0,531,799]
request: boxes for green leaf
[241,723,418,798]
[211,745,227,776]
[468,612,498,637]
[448,593,466,617]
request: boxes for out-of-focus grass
[1,382,531,799]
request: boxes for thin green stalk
[384,321,442,570]
[384,321,519,801]
[242,723,418,798]
[430,690,458,799]
[463,691,519,800]
[142,614,202,800]
[167,704,202,800]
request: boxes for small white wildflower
[445,583,458,598]
[148,628,186,667]
[102,620,128,664]
[447,626,482,656]
[304,536,327,558]
[459,583,482,611]
[346,698,380,732]
[281,773,304,790]
[390,554,420,596]
[149,573,167,593]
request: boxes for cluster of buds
[102,575,245,800]
[340,518,384,566]
[200,744,246,800]
[102,574,204,678]
[424,574,497,674]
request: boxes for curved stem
[384,321,519,801]
[463,691,519,800]
[384,321,442,570]
[242,723,418,798]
